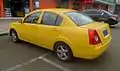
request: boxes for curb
[0,17,23,20]
[0,31,8,36]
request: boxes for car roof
[82,9,100,12]
[83,9,109,12]
[36,8,75,13]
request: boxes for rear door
[37,11,63,49]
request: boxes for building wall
[39,0,56,9]
[0,0,94,17]
[0,0,4,17]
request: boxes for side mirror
[18,19,23,23]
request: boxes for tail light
[88,29,101,45]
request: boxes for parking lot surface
[0,20,120,71]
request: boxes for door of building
[4,0,27,17]
[10,0,25,17]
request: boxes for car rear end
[79,22,111,59]
[108,14,119,25]
[64,11,111,59]
[102,10,119,25]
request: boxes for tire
[54,42,73,61]
[10,30,20,43]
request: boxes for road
[0,20,120,71]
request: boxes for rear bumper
[74,37,111,59]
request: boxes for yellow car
[9,9,111,61]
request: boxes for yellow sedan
[9,9,111,61]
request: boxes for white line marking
[38,57,72,71]
[5,53,50,71]
[5,52,72,71]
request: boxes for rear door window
[41,12,63,26]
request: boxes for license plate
[103,29,108,36]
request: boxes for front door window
[23,12,41,24]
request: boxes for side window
[83,10,93,14]
[24,12,41,24]
[56,16,63,26]
[91,11,99,14]
[96,11,102,15]
[41,12,63,26]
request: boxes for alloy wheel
[56,45,69,61]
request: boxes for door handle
[53,28,58,31]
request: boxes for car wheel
[54,42,73,61]
[10,30,19,43]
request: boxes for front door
[18,12,42,43]
[37,11,63,49]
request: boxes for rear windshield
[65,11,94,26]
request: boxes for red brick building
[0,0,93,17]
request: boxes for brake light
[88,29,101,45]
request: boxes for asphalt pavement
[0,20,120,71]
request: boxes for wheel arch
[9,28,16,36]
[53,37,75,56]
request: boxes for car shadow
[17,40,52,53]
[11,38,112,71]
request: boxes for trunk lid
[80,22,111,44]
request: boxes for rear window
[65,11,94,26]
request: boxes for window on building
[56,0,69,8]
[72,0,81,10]
[85,3,92,9]
[33,0,39,10]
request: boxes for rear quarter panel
[58,25,90,56]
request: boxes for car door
[37,11,63,49]
[18,12,42,43]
